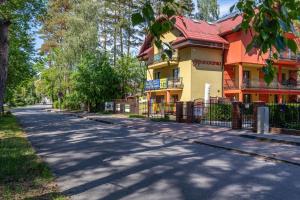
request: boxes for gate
[193,98,232,128]
[142,101,176,119]
[240,103,254,129]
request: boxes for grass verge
[150,116,171,122]
[129,114,146,118]
[0,114,68,200]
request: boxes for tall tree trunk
[120,27,123,57]
[127,0,133,56]
[0,20,10,115]
[103,1,107,52]
[113,8,117,67]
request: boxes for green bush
[268,104,300,129]
[62,94,81,110]
[208,104,232,121]
[151,115,170,122]
[53,101,60,109]
[129,114,146,118]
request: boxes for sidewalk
[47,109,300,166]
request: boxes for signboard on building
[160,78,168,89]
[145,79,160,91]
[193,59,222,71]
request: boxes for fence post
[176,102,184,123]
[232,101,242,129]
[253,101,266,132]
[186,101,194,123]
[113,101,116,113]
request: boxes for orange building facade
[138,15,300,103]
[224,31,300,103]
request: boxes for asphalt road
[14,105,300,200]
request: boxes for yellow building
[138,16,300,104]
[138,17,227,103]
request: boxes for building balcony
[145,77,183,91]
[278,50,300,62]
[224,78,300,91]
[147,52,179,69]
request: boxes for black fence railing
[110,99,300,131]
[138,101,177,120]
[192,99,232,128]
[268,103,300,130]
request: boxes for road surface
[14,105,300,200]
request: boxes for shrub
[53,101,60,109]
[62,94,81,110]
[208,104,232,121]
[129,114,146,118]
[151,115,170,122]
[268,104,300,129]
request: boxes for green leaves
[287,39,298,53]
[262,59,276,85]
[132,13,144,26]
[233,0,300,84]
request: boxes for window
[173,68,180,78]
[154,71,160,79]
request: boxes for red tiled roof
[173,16,229,44]
[138,15,243,57]
[216,15,243,35]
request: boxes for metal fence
[108,98,300,131]
[268,103,300,130]
[137,101,177,119]
[192,98,232,127]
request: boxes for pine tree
[40,0,72,54]
[196,0,220,21]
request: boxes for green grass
[0,114,68,200]
[129,114,146,118]
[150,116,171,122]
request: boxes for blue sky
[34,0,237,51]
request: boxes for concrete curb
[238,134,300,147]
[49,109,300,167]
[191,139,300,167]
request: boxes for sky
[34,0,237,51]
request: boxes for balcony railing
[147,52,179,65]
[279,50,300,62]
[224,78,300,90]
[145,77,183,91]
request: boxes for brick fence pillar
[186,101,194,123]
[253,101,266,132]
[176,102,184,123]
[232,101,242,129]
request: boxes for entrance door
[243,71,251,87]
[155,95,164,103]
